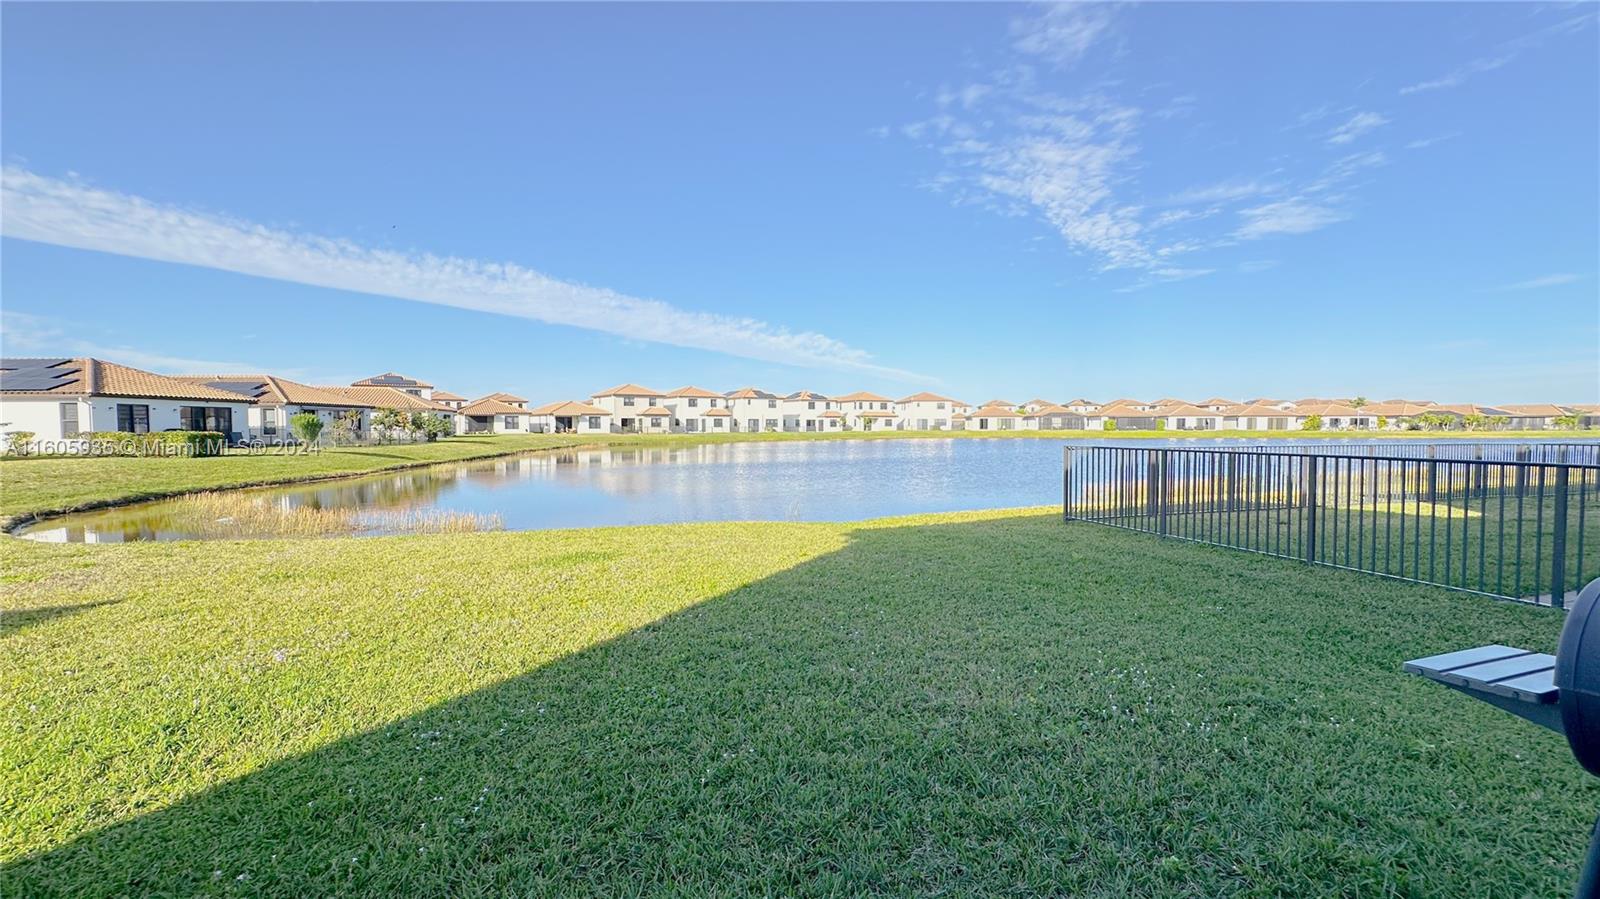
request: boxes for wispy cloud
[1,309,303,377]
[1400,11,1596,95]
[1493,273,1584,291]
[1404,132,1460,150]
[1234,199,1348,240]
[1326,111,1389,146]
[0,168,927,382]
[1010,3,1116,67]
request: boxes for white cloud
[0,167,927,382]
[1400,11,1596,95]
[1495,273,1584,291]
[1010,3,1115,67]
[1,309,304,377]
[1326,111,1389,145]
[1164,178,1281,206]
[1234,199,1348,239]
[1404,132,1460,150]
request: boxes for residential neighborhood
[1,356,1595,447]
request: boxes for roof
[1161,403,1223,417]
[459,398,528,416]
[480,391,528,404]
[971,407,1021,418]
[666,385,722,398]
[1225,403,1296,418]
[316,385,454,413]
[787,390,830,401]
[1497,403,1570,416]
[1023,398,1054,407]
[172,374,369,408]
[430,390,466,402]
[819,411,844,418]
[1025,404,1078,418]
[352,372,433,389]
[528,400,612,416]
[1428,403,1512,417]
[725,387,778,399]
[859,410,899,418]
[1063,398,1098,406]
[981,399,1017,408]
[834,391,891,402]
[1,357,254,402]
[1293,402,1372,417]
[1198,397,1238,406]
[702,408,732,417]
[897,391,959,404]
[1098,402,1160,418]
[639,406,672,416]
[593,383,662,397]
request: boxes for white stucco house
[725,387,783,432]
[662,385,726,433]
[590,383,667,432]
[430,390,468,411]
[457,397,529,433]
[0,357,256,446]
[172,374,375,442]
[894,392,960,430]
[352,372,435,400]
[781,391,838,432]
[967,404,1023,431]
[834,391,897,430]
[527,400,612,434]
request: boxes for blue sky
[2,2,1596,403]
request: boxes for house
[782,391,839,432]
[1222,403,1297,431]
[725,387,783,433]
[662,385,727,433]
[1197,397,1237,413]
[1063,398,1101,414]
[967,403,1022,431]
[0,357,254,445]
[834,391,896,430]
[1021,398,1055,414]
[895,392,960,430]
[1361,400,1437,429]
[590,383,667,432]
[430,390,468,411]
[1288,402,1376,430]
[636,405,674,433]
[480,392,529,409]
[526,400,612,434]
[173,374,373,442]
[457,397,530,433]
[1497,403,1570,430]
[352,372,434,400]
[1162,403,1224,431]
[1092,401,1162,430]
[1024,403,1087,430]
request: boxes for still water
[18,437,1590,542]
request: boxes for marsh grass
[161,491,502,539]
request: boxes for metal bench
[1405,577,1600,898]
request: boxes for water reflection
[20,437,1593,543]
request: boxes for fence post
[1304,457,1318,564]
[1063,446,1074,521]
[1552,466,1569,609]
[1516,446,1529,497]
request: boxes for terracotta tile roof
[834,391,892,402]
[529,400,611,416]
[786,390,830,401]
[1063,398,1098,406]
[1225,403,1297,418]
[819,411,844,418]
[1162,403,1222,417]
[459,398,530,416]
[430,390,466,402]
[317,385,454,412]
[1566,403,1600,413]
[1025,404,1076,418]
[352,372,433,389]
[1198,397,1238,406]
[859,410,899,418]
[702,408,732,417]
[971,407,1022,418]
[1023,398,1055,407]
[980,399,1017,408]
[1293,402,1372,417]
[666,385,722,398]
[897,391,960,404]
[479,391,528,404]
[1498,403,1569,417]
[725,386,778,399]
[639,406,672,416]
[594,383,663,397]
[1,357,254,402]
[174,374,368,408]
[1428,403,1512,417]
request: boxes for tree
[290,412,324,446]
[1555,413,1583,430]
[410,412,452,441]
[371,408,410,443]
[1102,419,1118,431]
[1377,415,1388,430]
[1301,414,1323,431]
[5,431,35,456]
[1350,396,1368,408]
[328,410,364,446]
[1462,413,1488,431]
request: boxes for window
[263,408,279,436]
[879,402,888,410]
[807,401,816,410]
[60,402,79,436]
[504,415,519,430]
[711,398,720,407]
[712,418,724,429]
[688,398,699,407]
[936,402,945,410]
[178,406,233,434]
[623,396,635,406]
[116,403,151,434]
[587,416,601,429]
[747,419,759,431]
[765,418,778,431]
[768,399,777,408]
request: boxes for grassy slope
[3,429,1593,525]
[2,509,1591,896]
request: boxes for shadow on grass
[5,513,1592,896]
[0,599,121,636]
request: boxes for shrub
[1102,419,1118,431]
[5,431,36,456]
[410,412,452,441]
[83,431,226,456]
[1301,414,1323,431]
[371,408,411,443]
[1377,415,1388,430]
[1555,413,1583,430]
[290,413,325,446]
[1154,419,1167,431]
[328,410,364,446]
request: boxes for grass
[4,428,1593,528]
[2,509,1593,896]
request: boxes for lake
[19,437,1595,542]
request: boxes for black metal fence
[1063,444,1600,606]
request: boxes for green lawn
[2,509,1591,896]
[5,428,1592,527]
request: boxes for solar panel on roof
[203,380,269,398]
[0,358,80,391]
[368,374,414,385]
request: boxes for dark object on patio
[1405,576,1600,898]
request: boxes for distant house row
[1,357,1595,445]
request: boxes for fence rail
[1063,444,1600,606]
